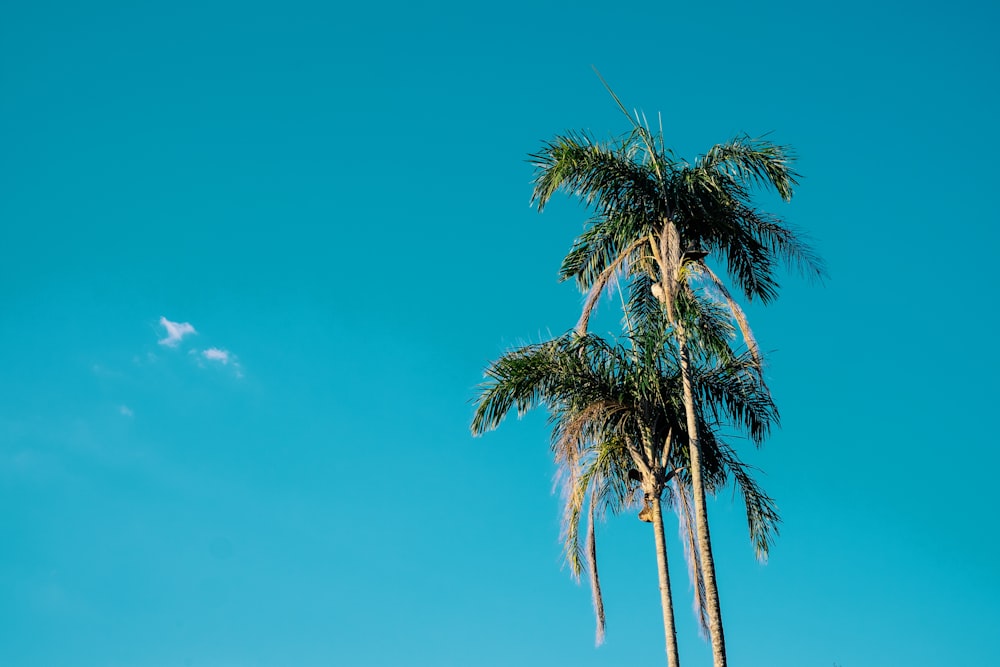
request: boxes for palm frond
[674,284,737,365]
[530,133,660,217]
[586,497,606,645]
[714,443,781,560]
[740,214,827,283]
[694,352,778,444]
[576,235,648,333]
[696,135,800,202]
[671,478,709,634]
[692,263,762,368]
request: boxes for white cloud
[202,348,230,364]
[158,316,196,347]
[119,405,134,417]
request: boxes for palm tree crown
[471,316,780,655]
[532,129,823,308]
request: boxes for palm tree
[529,86,824,667]
[471,315,780,667]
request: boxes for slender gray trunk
[678,339,727,667]
[657,217,727,667]
[650,494,681,667]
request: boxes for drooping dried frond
[553,401,625,466]
[560,458,590,581]
[672,478,709,635]
[691,263,762,369]
[555,425,641,646]
[560,213,658,292]
[585,498,606,645]
[575,235,649,334]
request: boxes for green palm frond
[696,135,799,202]
[624,273,656,326]
[672,185,782,304]
[694,353,778,445]
[711,441,781,560]
[663,425,780,563]
[740,213,827,283]
[674,285,737,364]
[530,133,661,216]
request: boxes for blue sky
[2,1,998,665]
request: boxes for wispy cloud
[154,317,243,378]
[202,348,230,364]
[158,317,196,347]
[198,347,244,378]
[119,405,134,418]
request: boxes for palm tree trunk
[656,216,727,667]
[678,339,727,667]
[650,494,681,667]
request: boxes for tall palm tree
[530,88,824,667]
[471,315,779,667]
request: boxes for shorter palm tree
[471,316,780,666]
